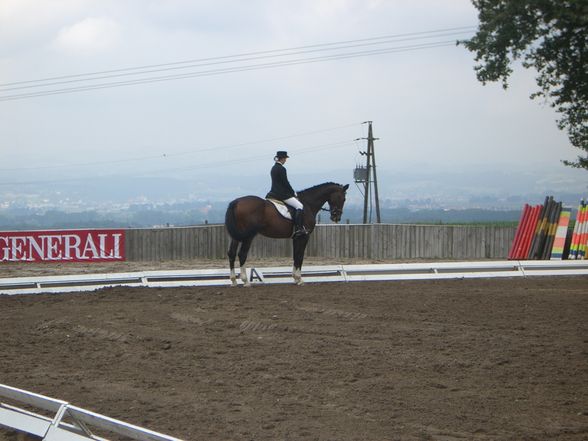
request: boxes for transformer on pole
[354,121,381,224]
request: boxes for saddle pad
[267,198,293,220]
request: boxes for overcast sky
[0,0,584,200]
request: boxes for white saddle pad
[267,199,293,220]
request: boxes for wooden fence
[125,224,516,262]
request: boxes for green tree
[461,0,588,169]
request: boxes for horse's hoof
[296,280,305,286]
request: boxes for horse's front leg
[292,235,310,285]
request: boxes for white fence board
[0,384,183,441]
[1,261,587,295]
[0,406,52,437]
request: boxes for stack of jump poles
[508,196,585,260]
[569,199,588,259]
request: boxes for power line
[0,40,461,101]
[0,28,474,101]
[0,122,361,172]
[0,26,475,89]
[139,140,355,177]
[0,140,355,186]
[1,36,456,92]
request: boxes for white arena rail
[0,260,587,295]
[0,384,184,441]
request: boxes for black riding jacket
[266,162,296,200]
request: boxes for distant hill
[0,202,521,230]
[0,162,584,230]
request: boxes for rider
[266,150,308,237]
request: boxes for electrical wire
[0,140,356,186]
[145,140,354,176]
[0,32,473,101]
[0,122,361,172]
[0,31,474,92]
[0,41,457,101]
[0,26,475,89]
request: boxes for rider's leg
[283,197,308,236]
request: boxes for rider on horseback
[266,150,308,237]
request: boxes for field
[0,272,587,440]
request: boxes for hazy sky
[0,0,584,199]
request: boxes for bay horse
[225,182,349,286]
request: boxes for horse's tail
[225,199,258,242]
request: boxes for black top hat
[275,151,289,159]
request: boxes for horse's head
[327,184,349,223]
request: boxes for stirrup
[293,227,309,237]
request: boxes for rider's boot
[293,209,308,237]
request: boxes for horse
[224,182,349,286]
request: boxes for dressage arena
[0,259,587,440]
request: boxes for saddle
[267,198,295,221]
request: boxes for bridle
[321,205,342,218]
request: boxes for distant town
[1,165,585,230]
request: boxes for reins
[320,206,342,217]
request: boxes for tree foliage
[461,0,588,169]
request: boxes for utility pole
[355,121,381,223]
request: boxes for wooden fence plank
[124,224,516,262]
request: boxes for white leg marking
[293,267,304,285]
[240,265,251,287]
[297,269,304,286]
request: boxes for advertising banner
[0,229,125,263]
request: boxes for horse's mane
[298,182,342,194]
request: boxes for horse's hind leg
[238,236,254,287]
[228,239,240,286]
